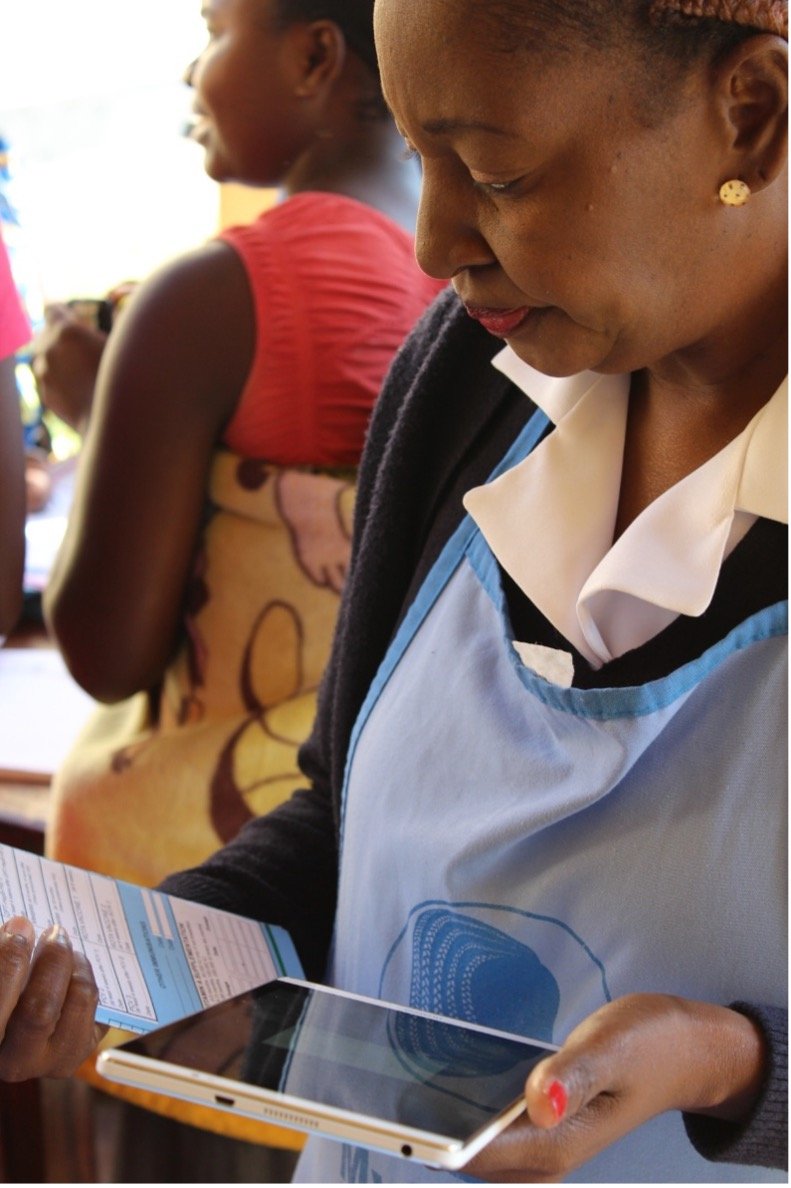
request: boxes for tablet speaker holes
[214,1094,236,1107]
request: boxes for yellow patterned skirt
[47,451,355,1148]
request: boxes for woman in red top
[40,0,444,887]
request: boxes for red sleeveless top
[219,192,445,467]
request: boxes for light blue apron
[294,414,787,1183]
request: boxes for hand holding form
[0,916,105,1081]
[466,993,766,1183]
[32,304,107,434]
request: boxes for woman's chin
[201,154,230,184]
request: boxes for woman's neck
[614,310,787,539]
[282,121,422,233]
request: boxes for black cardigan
[161,288,787,1171]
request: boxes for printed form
[0,843,302,1032]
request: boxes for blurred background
[0,0,273,456]
[0,0,215,298]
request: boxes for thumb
[524,993,693,1132]
[525,1054,598,1131]
[524,1004,634,1130]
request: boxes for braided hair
[650,0,787,37]
[474,0,787,56]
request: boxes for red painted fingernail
[548,1080,568,1120]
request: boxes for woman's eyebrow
[420,117,517,137]
[384,97,517,140]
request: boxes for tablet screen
[116,981,553,1144]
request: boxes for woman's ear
[292,20,347,100]
[714,33,788,193]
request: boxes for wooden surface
[0,781,50,853]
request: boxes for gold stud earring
[719,179,751,207]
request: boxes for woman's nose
[183,57,198,88]
[415,163,493,281]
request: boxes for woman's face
[375,0,735,378]
[188,0,311,186]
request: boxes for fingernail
[42,923,70,947]
[548,1080,568,1120]
[1,917,35,945]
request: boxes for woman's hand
[465,993,767,1183]
[275,470,353,594]
[31,304,106,434]
[0,916,105,1080]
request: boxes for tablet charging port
[215,1094,236,1107]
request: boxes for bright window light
[0,0,218,301]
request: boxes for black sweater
[161,288,787,1172]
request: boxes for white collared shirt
[463,346,788,682]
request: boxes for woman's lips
[463,304,532,337]
[184,108,211,143]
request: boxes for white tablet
[96,978,557,1170]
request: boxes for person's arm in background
[0,227,31,639]
[0,354,26,639]
[43,240,254,702]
